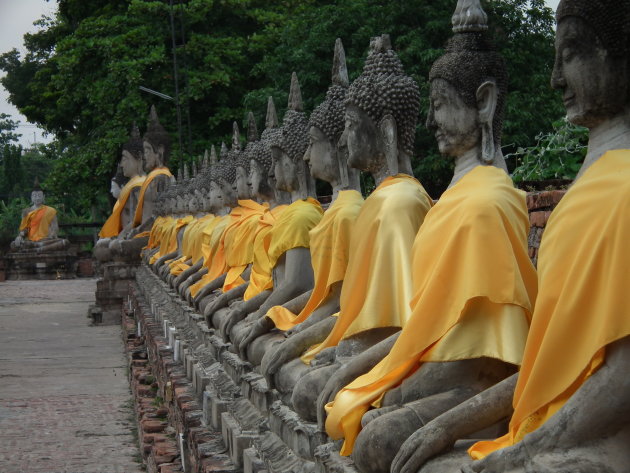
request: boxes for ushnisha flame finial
[332,38,349,87]
[220,142,228,160]
[288,72,304,112]
[265,96,279,129]
[210,145,218,165]
[247,112,259,142]
[452,0,489,33]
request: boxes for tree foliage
[1,0,566,217]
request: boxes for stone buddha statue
[10,178,69,253]
[224,73,325,360]
[128,106,173,236]
[389,1,630,472]
[94,124,147,262]
[259,34,432,424]
[238,39,366,388]
[313,4,537,472]
[198,98,292,326]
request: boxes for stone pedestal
[5,250,78,280]
[91,261,139,325]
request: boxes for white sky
[0,0,562,148]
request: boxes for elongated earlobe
[476,81,498,164]
[379,114,399,175]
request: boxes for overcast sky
[0,0,562,148]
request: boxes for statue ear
[476,81,498,164]
[336,137,350,189]
[379,114,398,176]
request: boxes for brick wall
[526,190,566,267]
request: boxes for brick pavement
[0,279,144,473]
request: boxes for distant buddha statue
[390,1,630,472]
[314,4,537,472]
[94,125,147,262]
[128,105,173,236]
[264,34,432,424]
[11,178,69,253]
[226,73,324,359]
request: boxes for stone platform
[4,249,78,280]
[91,261,140,325]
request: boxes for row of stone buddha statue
[98,0,630,470]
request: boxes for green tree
[0,0,565,217]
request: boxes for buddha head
[270,73,314,198]
[110,165,128,199]
[143,105,171,173]
[553,0,630,128]
[121,123,144,178]
[31,177,44,207]
[426,0,508,167]
[248,98,283,202]
[305,39,360,191]
[227,121,252,200]
[342,34,420,177]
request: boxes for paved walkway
[0,279,143,473]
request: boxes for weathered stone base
[5,250,78,280]
[92,261,139,325]
[128,264,353,473]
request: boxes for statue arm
[48,215,59,239]
[261,316,337,384]
[204,282,249,316]
[316,331,401,429]
[220,289,272,339]
[391,373,517,473]
[288,282,342,334]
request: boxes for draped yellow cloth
[19,205,57,241]
[243,205,288,301]
[267,190,364,330]
[149,215,193,265]
[266,198,324,270]
[99,175,146,238]
[301,176,432,364]
[168,214,216,276]
[469,150,630,459]
[189,214,231,298]
[325,166,537,455]
[146,216,170,249]
[223,200,271,292]
[133,167,172,226]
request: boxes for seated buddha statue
[236,39,366,391]
[199,98,292,326]
[94,124,146,262]
[226,73,325,361]
[262,34,433,423]
[315,4,538,472]
[389,1,630,472]
[10,178,69,253]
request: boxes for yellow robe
[266,197,324,270]
[470,150,630,459]
[168,214,216,276]
[222,200,271,292]
[149,215,193,265]
[19,205,57,241]
[146,216,170,249]
[133,167,172,226]
[325,166,537,455]
[301,175,432,363]
[243,205,288,301]
[267,190,364,330]
[189,214,231,298]
[99,175,146,238]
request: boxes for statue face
[121,150,141,178]
[208,181,225,210]
[31,190,44,206]
[110,179,122,199]
[343,105,386,172]
[248,159,264,197]
[271,146,298,192]
[234,166,250,199]
[187,193,198,213]
[143,140,161,172]
[552,17,629,128]
[304,126,337,183]
[426,78,480,158]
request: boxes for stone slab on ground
[0,279,144,473]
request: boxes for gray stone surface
[0,278,143,473]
